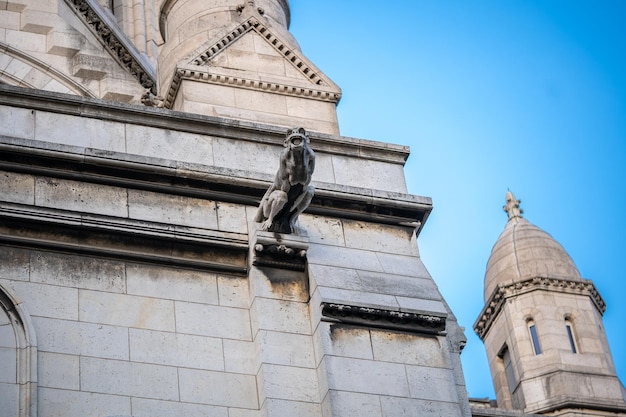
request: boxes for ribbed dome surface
[484,216,581,301]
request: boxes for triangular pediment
[164,16,341,108]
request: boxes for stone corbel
[252,229,308,271]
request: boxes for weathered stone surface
[251,297,311,335]
[216,201,249,234]
[223,339,258,375]
[263,398,322,417]
[128,189,218,229]
[38,351,79,390]
[33,317,129,360]
[131,398,228,417]
[125,123,214,165]
[129,328,224,370]
[35,177,128,217]
[217,276,249,308]
[257,330,315,368]
[79,290,176,331]
[380,396,463,417]
[30,251,125,292]
[298,215,345,246]
[325,356,409,397]
[126,264,219,305]
[331,155,407,193]
[0,382,18,417]
[175,302,252,341]
[81,357,179,400]
[178,368,258,409]
[342,220,417,256]
[319,324,374,360]
[35,111,126,151]
[371,331,446,367]
[0,246,30,281]
[327,390,383,417]
[39,387,131,417]
[0,346,16,383]
[308,245,385,272]
[0,280,78,320]
[406,365,459,402]
[261,364,320,402]
[0,170,34,204]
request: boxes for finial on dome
[503,190,524,220]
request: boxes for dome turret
[484,191,581,300]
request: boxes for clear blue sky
[289,1,626,399]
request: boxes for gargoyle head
[284,127,309,149]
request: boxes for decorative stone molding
[252,230,308,271]
[163,16,341,108]
[0,202,249,273]
[321,303,447,334]
[474,276,606,339]
[63,0,157,93]
[168,67,340,106]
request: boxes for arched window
[565,318,578,353]
[527,319,541,355]
[0,285,37,417]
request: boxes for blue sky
[289,1,626,398]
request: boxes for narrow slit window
[528,321,541,355]
[565,321,578,353]
[500,345,516,393]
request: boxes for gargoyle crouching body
[254,127,315,234]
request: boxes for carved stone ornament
[64,0,156,94]
[321,303,447,334]
[252,230,309,271]
[254,127,315,234]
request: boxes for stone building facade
[0,1,624,417]
[0,1,469,416]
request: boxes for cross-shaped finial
[503,190,524,220]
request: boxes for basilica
[0,1,624,416]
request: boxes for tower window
[528,321,541,355]
[500,345,517,394]
[565,320,578,353]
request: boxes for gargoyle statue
[254,127,315,233]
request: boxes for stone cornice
[167,66,340,108]
[321,303,447,334]
[474,277,606,340]
[63,0,156,93]
[0,84,407,165]
[0,132,431,232]
[0,202,249,273]
[164,16,341,108]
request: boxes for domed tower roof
[484,191,581,300]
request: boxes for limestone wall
[0,85,469,417]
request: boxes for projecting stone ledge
[321,302,447,334]
[252,229,309,271]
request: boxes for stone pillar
[248,228,323,416]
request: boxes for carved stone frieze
[321,303,447,334]
[63,0,157,93]
[474,276,606,339]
